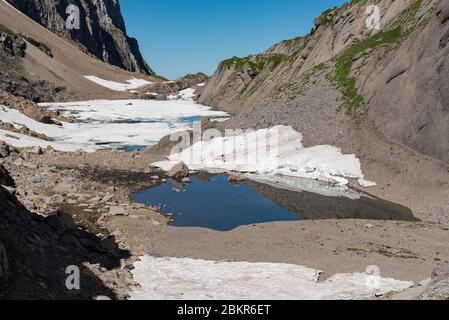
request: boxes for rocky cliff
[198,0,449,164]
[6,0,154,75]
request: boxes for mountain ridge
[5,0,154,75]
[198,0,449,164]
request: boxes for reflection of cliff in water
[245,181,419,222]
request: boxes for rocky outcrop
[6,0,154,75]
[0,90,72,124]
[137,73,208,100]
[198,0,449,164]
[0,30,26,57]
[0,163,131,299]
[0,164,14,186]
[0,25,66,102]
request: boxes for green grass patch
[274,63,329,100]
[0,24,19,36]
[222,54,289,73]
[328,27,403,117]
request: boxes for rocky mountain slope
[0,0,159,101]
[6,0,153,75]
[198,0,449,164]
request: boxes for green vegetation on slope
[327,0,426,118]
[328,27,403,116]
[0,23,19,36]
[222,54,289,73]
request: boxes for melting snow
[0,100,227,151]
[129,256,413,300]
[84,76,153,92]
[160,126,376,188]
[168,88,197,101]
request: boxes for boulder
[57,211,77,230]
[98,235,118,252]
[46,210,77,233]
[108,206,126,216]
[53,182,74,194]
[168,162,189,179]
[228,174,246,183]
[0,143,10,158]
[0,164,15,187]
[181,177,191,183]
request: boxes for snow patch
[358,179,378,188]
[84,76,152,92]
[129,256,413,300]
[168,88,197,101]
[159,126,376,188]
[0,100,227,151]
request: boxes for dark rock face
[0,29,66,102]
[6,0,153,75]
[0,32,26,57]
[0,164,15,186]
[138,73,209,100]
[0,164,130,299]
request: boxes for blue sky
[120,0,348,79]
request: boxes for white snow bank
[158,126,376,188]
[84,76,152,92]
[168,88,197,101]
[247,174,362,200]
[129,256,413,300]
[210,117,230,123]
[0,129,89,152]
[0,100,227,151]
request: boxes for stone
[168,162,189,179]
[29,146,43,155]
[102,193,114,202]
[46,210,77,233]
[0,144,10,158]
[98,235,118,252]
[0,164,15,186]
[150,175,160,181]
[57,211,77,230]
[107,186,117,193]
[181,177,191,183]
[53,182,74,194]
[108,206,126,216]
[228,174,246,183]
[47,194,64,204]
